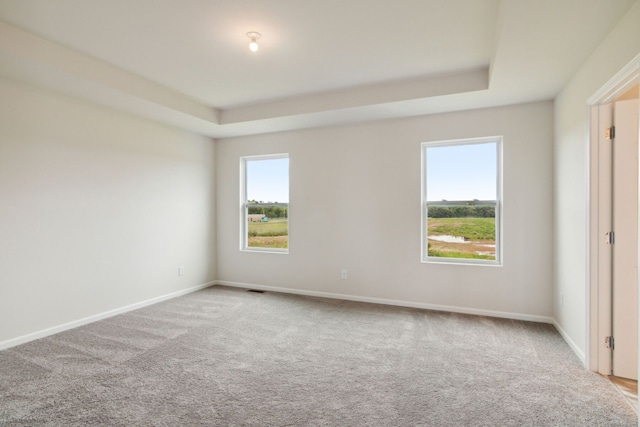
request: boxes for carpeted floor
[0,285,637,426]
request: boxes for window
[422,137,501,265]
[241,154,289,253]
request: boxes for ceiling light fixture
[246,32,261,52]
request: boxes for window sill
[241,248,289,255]
[422,257,502,267]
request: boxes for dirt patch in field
[427,238,495,256]
[248,235,288,248]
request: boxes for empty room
[1,0,640,425]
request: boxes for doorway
[610,92,639,380]
[588,57,640,411]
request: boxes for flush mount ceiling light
[246,32,261,52]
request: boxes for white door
[597,103,613,376]
[612,98,640,380]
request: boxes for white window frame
[240,153,290,254]
[421,136,502,266]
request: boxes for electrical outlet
[178,266,184,276]
[341,269,348,280]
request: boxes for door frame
[587,53,640,375]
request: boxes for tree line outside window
[247,201,288,219]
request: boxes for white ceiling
[0,0,635,138]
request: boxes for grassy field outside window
[247,217,288,249]
[422,137,501,264]
[241,154,289,252]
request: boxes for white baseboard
[214,280,554,324]
[4,279,581,363]
[552,319,586,364]
[0,281,214,351]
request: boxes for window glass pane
[245,157,289,250]
[426,143,496,202]
[425,141,499,262]
[247,157,289,204]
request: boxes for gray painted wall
[553,1,640,361]
[0,78,216,345]
[216,101,554,319]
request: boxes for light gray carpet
[0,286,637,426]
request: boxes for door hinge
[605,126,615,140]
[605,336,615,349]
[605,231,615,245]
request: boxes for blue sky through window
[246,157,289,203]
[426,142,497,201]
